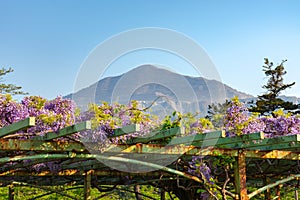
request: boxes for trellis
[0,117,300,199]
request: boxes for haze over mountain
[66,65,255,116]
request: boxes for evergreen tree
[0,67,27,95]
[250,58,299,115]
[206,99,231,128]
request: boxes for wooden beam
[0,169,171,177]
[0,139,86,152]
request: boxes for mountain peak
[67,65,254,114]
[129,64,178,75]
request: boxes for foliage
[223,96,300,138]
[223,96,266,136]
[188,156,214,184]
[0,185,178,200]
[2,94,300,199]
[250,58,299,115]
[0,67,28,95]
[206,99,231,128]
[78,100,159,149]
[0,94,76,135]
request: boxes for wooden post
[134,185,142,200]
[263,177,271,200]
[276,184,281,200]
[234,150,248,200]
[84,170,93,200]
[160,188,166,200]
[8,184,14,200]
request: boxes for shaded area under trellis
[1,118,300,199]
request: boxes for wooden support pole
[263,177,271,200]
[84,170,93,200]
[234,150,248,200]
[160,188,166,200]
[276,184,281,200]
[8,184,14,200]
[134,185,142,200]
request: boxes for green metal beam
[0,117,35,138]
[132,144,300,160]
[0,147,299,165]
[214,134,300,150]
[61,159,101,170]
[192,132,264,148]
[126,127,183,144]
[0,139,299,161]
[33,121,91,141]
[169,130,225,146]
[110,124,140,138]
[245,134,300,151]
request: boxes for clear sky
[1,0,300,99]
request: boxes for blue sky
[1,0,300,99]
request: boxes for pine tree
[206,99,231,128]
[250,58,299,115]
[0,67,27,95]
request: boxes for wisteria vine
[1,94,300,198]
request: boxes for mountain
[279,95,300,104]
[66,65,253,116]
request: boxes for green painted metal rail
[33,121,91,141]
[0,117,35,138]
[1,118,300,200]
[126,126,183,144]
[110,124,140,137]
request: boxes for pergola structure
[0,117,300,199]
